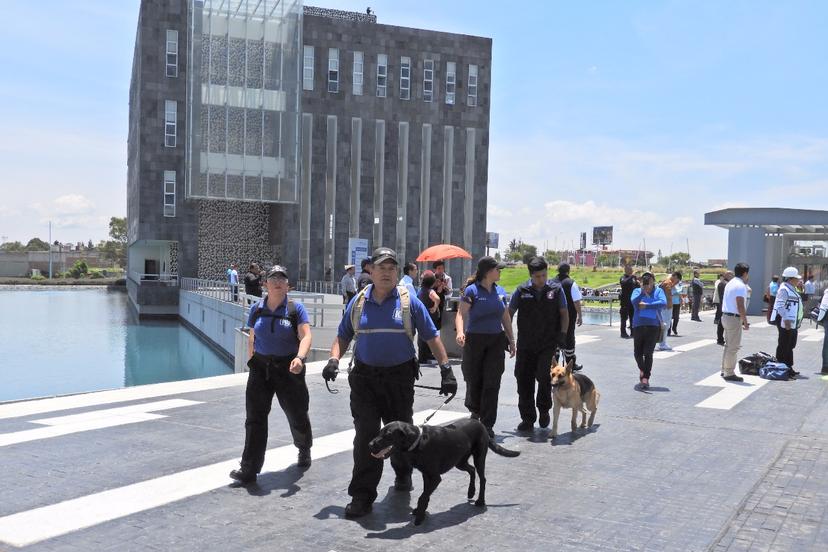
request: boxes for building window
[445,61,456,105]
[303,45,314,90]
[376,54,387,97]
[163,171,176,217]
[423,59,434,102]
[328,48,339,93]
[399,56,411,100]
[468,64,478,107]
[165,30,178,78]
[353,51,363,95]
[164,100,177,147]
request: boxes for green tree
[0,241,24,252]
[520,243,538,265]
[98,216,128,267]
[109,217,127,244]
[68,259,89,279]
[544,250,562,265]
[666,252,691,267]
[24,238,49,251]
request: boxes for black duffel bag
[738,351,775,376]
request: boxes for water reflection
[0,287,231,402]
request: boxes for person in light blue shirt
[669,281,685,336]
[228,263,239,302]
[455,256,516,438]
[630,272,667,389]
[399,262,419,297]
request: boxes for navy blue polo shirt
[338,285,439,367]
[248,298,309,357]
[462,282,508,334]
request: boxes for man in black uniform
[619,265,640,339]
[509,257,569,431]
[553,263,583,371]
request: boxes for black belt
[722,312,739,317]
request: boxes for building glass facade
[186,0,302,203]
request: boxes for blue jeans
[658,308,671,349]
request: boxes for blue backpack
[759,361,793,381]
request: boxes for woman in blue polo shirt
[229,265,313,485]
[631,272,667,390]
[455,256,516,437]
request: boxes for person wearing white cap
[770,266,804,374]
[341,265,357,305]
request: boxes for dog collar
[407,426,423,452]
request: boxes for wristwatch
[296,356,306,363]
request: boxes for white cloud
[485,134,828,260]
[52,194,95,216]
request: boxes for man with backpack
[553,263,583,370]
[322,247,455,519]
[770,266,804,375]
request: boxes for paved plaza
[1,312,827,551]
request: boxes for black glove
[322,358,339,382]
[439,363,457,396]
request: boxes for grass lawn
[498,266,725,293]
[499,267,625,292]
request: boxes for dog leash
[420,391,456,426]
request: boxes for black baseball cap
[265,265,288,279]
[371,247,398,265]
[527,256,548,273]
[477,256,506,273]
[558,263,571,275]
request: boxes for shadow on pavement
[313,485,415,531]
[232,466,306,498]
[364,500,496,539]
[634,384,670,393]
[550,423,600,446]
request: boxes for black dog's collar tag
[407,426,423,452]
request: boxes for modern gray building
[127,0,492,315]
[705,208,828,314]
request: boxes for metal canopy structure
[705,208,828,235]
[704,208,828,315]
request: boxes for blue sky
[1,1,826,260]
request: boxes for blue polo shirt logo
[547,290,555,300]
[280,319,292,328]
[392,308,403,321]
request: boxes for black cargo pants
[514,346,557,424]
[347,359,417,503]
[241,354,312,474]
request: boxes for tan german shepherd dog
[549,360,600,439]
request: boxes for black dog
[368,419,520,525]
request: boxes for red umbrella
[416,244,472,262]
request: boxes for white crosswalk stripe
[0,399,202,448]
[0,358,342,421]
[653,339,717,360]
[0,408,468,548]
[695,369,769,409]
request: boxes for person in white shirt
[803,275,816,302]
[720,262,750,382]
[340,265,357,305]
[770,266,804,374]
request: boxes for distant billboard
[486,232,499,249]
[592,226,613,246]
[580,232,587,250]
